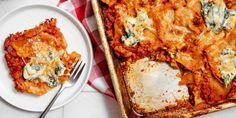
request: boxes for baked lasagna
[100,0,236,115]
[4,18,80,96]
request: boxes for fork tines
[70,61,86,80]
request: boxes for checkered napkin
[58,0,115,98]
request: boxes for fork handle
[40,85,65,118]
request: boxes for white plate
[0,4,93,112]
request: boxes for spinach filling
[201,0,236,32]
[219,48,236,87]
[121,29,138,46]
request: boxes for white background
[1,0,236,118]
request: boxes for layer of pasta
[4,18,80,96]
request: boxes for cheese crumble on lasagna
[4,18,80,96]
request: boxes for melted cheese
[121,9,155,46]
[13,38,66,87]
[224,15,236,30]
[218,48,236,86]
[201,0,236,32]
[24,42,66,86]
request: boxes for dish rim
[91,0,236,117]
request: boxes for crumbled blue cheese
[218,48,236,86]
[201,0,236,33]
[39,70,59,87]
[224,14,236,29]
[23,42,66,87]
[23,64,45,80]
[55,62,66,76]
[121,9,155,46]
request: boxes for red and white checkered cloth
[58,0,115,98]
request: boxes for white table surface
[1,0,236,118]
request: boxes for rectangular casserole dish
[91,0,236,117]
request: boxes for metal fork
[39,61,86,118]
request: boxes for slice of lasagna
[4,18,80,96]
